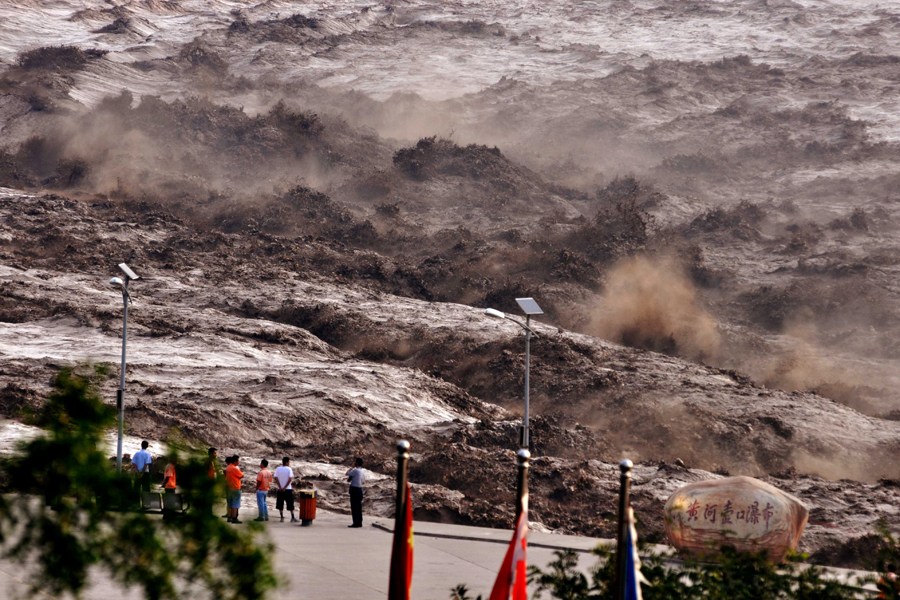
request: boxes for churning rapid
[0,0,898,568]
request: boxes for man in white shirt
[346,457,366,528]
[273,457,297,523]
[132,440,153,492]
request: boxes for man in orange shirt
[162,458,178,521]
[224,455,244,524]
[255,459,273,522]
[163,459,177,493]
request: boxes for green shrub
[455,544,868,599]
[873,522,899,599]
[0,366,278,600]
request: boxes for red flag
[489,498,528,600]
[388,483,414,600]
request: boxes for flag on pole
[388,482,414,600]
[489,496,528,600]
[624,507,646,600]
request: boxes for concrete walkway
[0,508,877,599]
[282,510,612,599]
[0,508,610,599]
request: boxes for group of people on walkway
[201,447,368,526]
[221,454,300,524]
[129,440,177,495]
[130,444,367,526]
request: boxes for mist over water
[588,256,722,362]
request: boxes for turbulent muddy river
[0,0,898,568]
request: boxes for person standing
[255,459,273,522]
[206,447,222,515]
[220,455,233,518]
[132,440,153,493]
[163,458,176,493]
[162,457,177,521]
[273,457,297,523]
[224,455,244,524]
[346,457,366,528]
[206,447,219,480]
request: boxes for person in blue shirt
[132,440,153,493]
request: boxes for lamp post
[110,263,139,471]
[485,297,543,450]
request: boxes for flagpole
[489,449,531,600]
[614,459,633,600]
[514,448,530,525]
[388,440,412,600]
[394,440,410,525]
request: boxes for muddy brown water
[0,0,898,569]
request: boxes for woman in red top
[224,455,244,524]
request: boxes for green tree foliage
[0,366,278,599]
[454,544,877,599]
[524,546,861,600]
[450,584,479,600]
[874,521,900,600]
[530,549,598,600]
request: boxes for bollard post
[514,448,530,526]
[614,459,633,600]
[393,440,410,523]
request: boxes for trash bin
[297,489,317,526]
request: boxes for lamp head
[515,297,543,316]
[118,263,139,281]
[484,308,506,319]
[109,276,125,287]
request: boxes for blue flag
[624,507,646,600]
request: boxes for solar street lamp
[484,297,543,450]
[110,263,139,471]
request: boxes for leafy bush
[0,366,278,600]
[874,522,900,599]
[454,545,868,599]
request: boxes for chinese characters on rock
[686,498,775,530]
